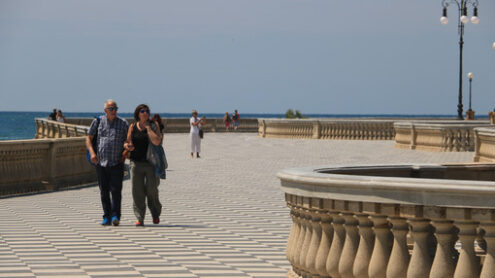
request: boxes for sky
[0,0,494,115]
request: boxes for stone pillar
[313,121,321,139]
[386,216,410,278]
[353,213,374,278]
[481,222,495,278]
[368,215,392,278]
[315,213,333,277]
[430,220,458,278]
[326,212,345,278]
[339,212,360,278]
[407,218,434,278]
[465,110,475,120]
[454,220,480,278]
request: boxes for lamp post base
[489,111,495,125]
[466,110,475,120]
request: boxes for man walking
[86,99,129,226]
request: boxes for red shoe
[135,220,144,226]
[153,218,160,224]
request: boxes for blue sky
[0,0,494,114]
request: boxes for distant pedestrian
[223,112,231,132]
[124,104,163,226]
[232,109,240,131]
[190,110,205,158]
[56,110,66,123]
[48,108,57,121]
[86,99,129,226]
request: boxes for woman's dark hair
[151,114,164,133]
[133,104,150,121]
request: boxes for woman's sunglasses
[140,109,150,114]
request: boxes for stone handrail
[0,137,96,196]
[279,163,495,278]
[474,127,495,162]
[258,119,396,140]
[395,121,491,152]
[61,117,259,134]
[35,118,89,139]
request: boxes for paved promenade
[0,133,474,278]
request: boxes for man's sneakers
[111,216,120,226]
[135,220,144,227]
[101,218,111,226]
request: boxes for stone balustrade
[35,118,89,139]
[258,119,396,140]
[474,127,495,162]
[395,121,491,152]
[0,137,96,196]
[279,163,495,278]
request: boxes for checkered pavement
[0,133,473,277]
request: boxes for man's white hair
[104,99,117,109]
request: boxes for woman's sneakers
[153,218,160,224]
[135,220,144,226]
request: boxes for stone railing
[279,163,495,278]
[395,121,491,152]
[258,119,396,140]
[474,127,495,162]
[0,137,96,196]
[63,117,259,134]
[35,118,89,139]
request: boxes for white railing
[279,163,495,278]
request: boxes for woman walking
[124,104,163,226]
[223,112,231,132]
[190,110,204,158]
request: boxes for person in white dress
[190,110,204,158]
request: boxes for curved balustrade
[279,164,495,278]
[0,137,96,196]
[258,119,396,140]
[395,121,491,152]
[35,118,89,139]
[474,127,495,162]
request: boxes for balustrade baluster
[386,216,410,278]
[430,219,458,278]
[480,222,495,278]
[454,220,480,278]
[287,208,297,261]
[305,210,323,276]
[315,213,333,277]
[339,212,360,278]
[299,209,313,276]
[353,213,374,278]
[326,212,346,278]
[407,218,434,278]
[368,215,392,278]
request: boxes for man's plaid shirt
[88,116,129,167]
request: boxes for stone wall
[394,121,491,152]
[279,163,495,278]
[258,119,396,140]
[0,137,96,196]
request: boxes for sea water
[0,111,477,141]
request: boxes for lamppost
[466,72,474,119]
[440,0,480,120]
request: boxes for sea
[0,111,486,141]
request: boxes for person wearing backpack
[86,99,129,226]
[232,109,240,131]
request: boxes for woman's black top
[130,124,149,162]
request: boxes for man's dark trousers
[97,163,124,219]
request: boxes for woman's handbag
[199,129,204,139]
[146,122,168,179]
